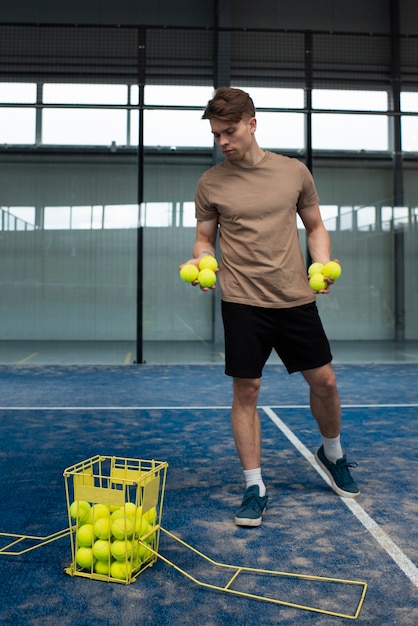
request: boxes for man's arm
[298,203,331,265]
[192,218,218,262]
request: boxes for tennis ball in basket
[110,508,125,523]
[94,560,111,576]
[180,264,199,283]
[92,503,110,520]
[92,539,112,562]
[94,517,111,540]
[322,261,342,280]
[198,268,216,288]
[308,262,324,276]
[198,255,218,272]
[134,516,151,539]
[137,542,154,562]
[76,546,95,570]
[123,502,137,517]
[70,501,92,524]
[111,539,133,561]
[77,524,95,547]
[110,561,132,580]
[143,506,157,525]
[112,517,134,540]
[309,273,327,292]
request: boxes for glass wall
[0,25,417,363]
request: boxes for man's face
[209,116,256,161]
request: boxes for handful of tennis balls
[308,261,342,292]
[179,255,218,288]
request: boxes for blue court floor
[0,363,417,625]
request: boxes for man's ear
[249,117,257,133]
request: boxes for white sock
[243,468,266,497]
[322,436,343,464]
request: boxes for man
[181,87,359,527]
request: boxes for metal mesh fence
[0,23,417,94]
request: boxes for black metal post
[390,0,405,342]
[135,27,146,363]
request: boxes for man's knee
[303,364,338,396]
[233,377,261,403]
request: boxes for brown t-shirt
[195,151,318,308]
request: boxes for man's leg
[301,363,341,438]
[232,377,268,526]
[302,363,360,497]
[231,377,262,470]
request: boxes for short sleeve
[195,172,220,221]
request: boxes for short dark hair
[202,87,255,122]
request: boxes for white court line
[261,405,418,589]
[1,402,418,411]
[0,406,234,411]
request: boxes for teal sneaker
[315,445,360,498]
[235,485,268,527]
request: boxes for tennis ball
[92,503,110,520]
[70,500,91,524]
[123,502,137,517]
[137,542,154,562]
[143,506,157,525]
[77,524,95,547]
[198,255,218,272]
[110,560,131,581]
[94,517,111,540]
[110,508,125,522]
[308,262,324,276]
[111,539,133,561]
[76,546,95,570]
[94,560,111,576]
[180,264,199,283]
[322,261,342,280]
[92,539,112,562]
[198,268,216,288]
[309,272,327,292]
[112,517,134,540]
[134,516,151,539]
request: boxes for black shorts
[221,301,332,378]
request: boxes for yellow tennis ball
[94,560,111,576]
[111,539,133,561]
[137,542,154,562]
[94,517,111,540]
[122,502,137,517]
[143,506,157,525]
[70,500,92,524]
[322,261,342,280]
[309,273,327,292]
[198,255,218,272]
[180,264,199,283]
[76,546,95,570]
[308,262,324,276]
[92,503,110,520]
[92,539,112,562]
[110,560,132,580]
[77,523,95,547]
[198,268,216,288]
[134,516,151,539]
[112,517,134,540]
[110,508,125,522]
